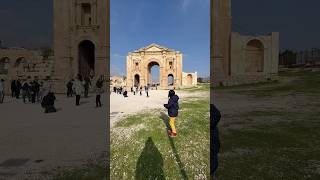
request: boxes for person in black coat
[41,92,57,113]
[15,80,22,99]
[66,80,74,97]
[210,104,221,179]
[164,90,179,137]
[29,82,37,104]
[11,80,16,98]
[21,82,29,103]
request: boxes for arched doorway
[14,57,26,68]
[0,57,10,74]
[148,61,160,87]
[78,40,95,78]
[187,74,193,85]
[245,39,264,73]
[134,74,140,87]
[168,74,174,86]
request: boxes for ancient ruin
[211,0,279,86]
[53,0,109,92]
[126,44,197,89]
[0,0,110,94]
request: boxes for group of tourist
[112,85,150,98]
[0,78,57,113]
[67,74,104,107]
[0,74,105,112]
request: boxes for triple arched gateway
[126,44,197,89]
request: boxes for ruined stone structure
[53,0,109,92]
[0,0,110,94]
[0,48,54,93]
[211,0,279,86]
[126,44,197,89]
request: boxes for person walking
[66,79,73,97]
[30,81,37,104]
[0,79,5,103]
[11,80,16,98]
[73,74,84,106]
[21,82,29,103]
[84,77,91,98]
[139,86,143,96]
[34,80,40,102]
[95,77,103,107]
[164,90,179,137]
[145,86,149,97]
[15,80,21,99]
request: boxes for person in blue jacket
[164,90,179,137]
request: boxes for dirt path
[110,90,209,127]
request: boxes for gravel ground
[0,94,107,179]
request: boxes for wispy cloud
[112,53,126,59]
[180,0,209,12]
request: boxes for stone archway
[0,57,10,75]
[78,40,95,78]
[126,44,183,89]
[187,74,193,85]
[245,39,264,73]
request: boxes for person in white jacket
[73,74,84,106]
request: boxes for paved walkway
[0,94,107,179]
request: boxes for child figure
[164,90,179,137]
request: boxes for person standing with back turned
[73,74,84,106]
[164,90,179,137]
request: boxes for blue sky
[110,0,210,78]
[2,0,320,73]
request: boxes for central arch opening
[148,61,160,87]
[168,74,174,86]
[78,40,95,78]
[134,74,140,87]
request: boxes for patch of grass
[181,83,210,92]
[111,98,210,179]
[49,155,107,180]
[213,80,280,91]
[214,71,320,97]
[218,121,320,179]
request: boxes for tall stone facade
[126,44,197,89]
[53,0,109,92]
[211,0,279,87]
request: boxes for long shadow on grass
[135,137,165,180]
[160,112,189,180]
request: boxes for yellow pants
[169,117,176,134]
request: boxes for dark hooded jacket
[164,94,179,117]
[210,103,221,175]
